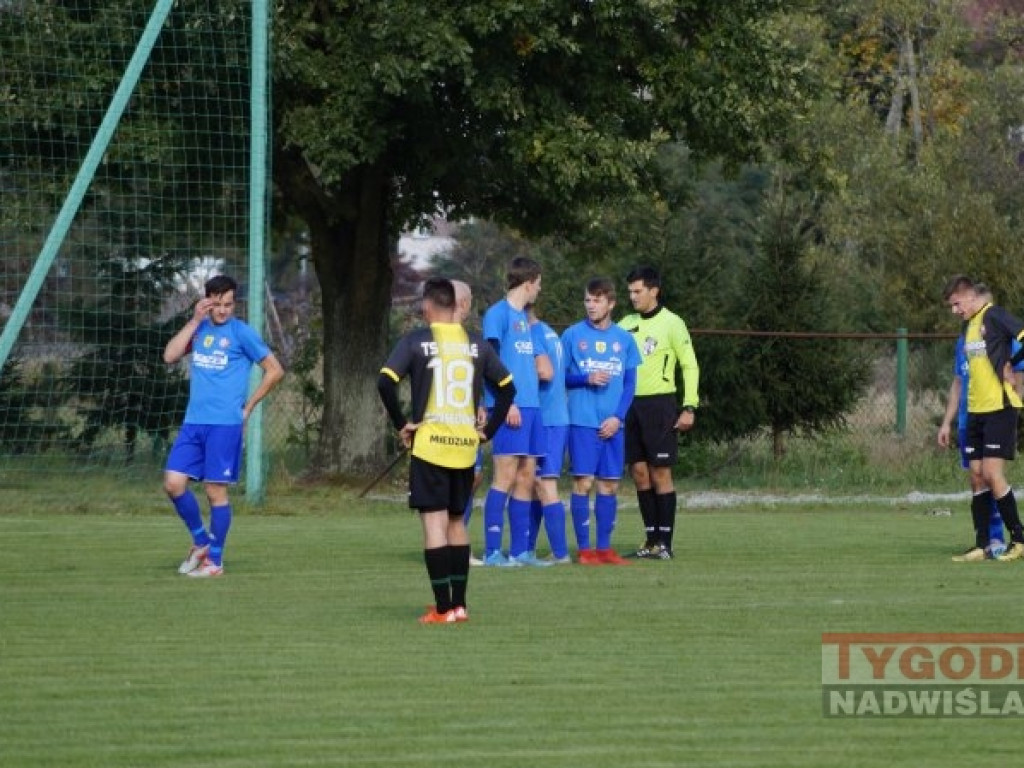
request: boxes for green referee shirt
[618,305,699,407]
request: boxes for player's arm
[479,348,516,441]
[376,368,408,432]
[243,353,285,421]
[377,340,412,432]
[937,375,961,448]
[163,299,211,363]
[531,324,553,381]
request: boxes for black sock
[971,491,993,549]
[996,489,1024,543]
[449,544,470,609]
[637,489,657,546]
[424,546,452,613]
[655,491,677,550]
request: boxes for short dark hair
[205,274,238,297]
[507,257,542,290]
[942,274,974,301]
[626,265,661,290]
[586,276,616,302]
[422,277,456,309]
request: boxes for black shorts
[625,394,679,467]
[965,408,1019,462]
[408,455,475,514]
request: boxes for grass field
[2,482,1021,768]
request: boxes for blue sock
[990,499,1005,543]
[595,493,617,550]
[528,499,544,552]
[483,488,508,555]
[462,493,474,528]
[544,501,568,559]
[171,490,210,547]
[570,493,591,550]
[207,504,232,566]
[508,498,531,558]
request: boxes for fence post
[895,327,908,435]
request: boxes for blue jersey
[561,321,641,428]
[482,299,539,408]
[956,335,1024,432]
[184,317,271,425]
[533,320,569,427]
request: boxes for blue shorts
[491,406,544,457]
[537,424,568,479]
[166,424,243,484]
[569,425,625,480]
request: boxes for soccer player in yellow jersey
[378,279,515,623]
[944,274,1024,562]
[618,266,700,560]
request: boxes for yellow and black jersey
[965,303,1024,413]
[377,323,514,468]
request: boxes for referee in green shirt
[618,266,699,559]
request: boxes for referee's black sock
[995,488,1024,543]
[449,544,471,609]
[971,490,993,549]
[637,488,657,546]
[655,491,677,550]
[423,546,452,614]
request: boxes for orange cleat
[577,548,601,565]
[596,549,631,565]
[418,608,457,624]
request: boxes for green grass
[1,485,1020,768]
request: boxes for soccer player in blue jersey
[562,277,641,565]
[162,275,284,578]
[480,258,548,566]
[527,303,571,563]
[939,283,1024,561]
[378,279,514,623]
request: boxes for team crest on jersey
[514,320,528,333]
[596,341,607,353]
[642,336,658,356]
[202,335,215,348]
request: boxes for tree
[272,1,813,475]
[735,188,872,457]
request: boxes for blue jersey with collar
[533,320,569,427]
[184,317,271,425]
[561,320,641,428]
[482,299,539,408]
[956,335,1024,432]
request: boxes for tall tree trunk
[276,152,394,477]
[902,31,924,156]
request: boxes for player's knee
[163,473,186,497]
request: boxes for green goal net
[0,0,270,494]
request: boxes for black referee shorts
[625,394,679,467]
